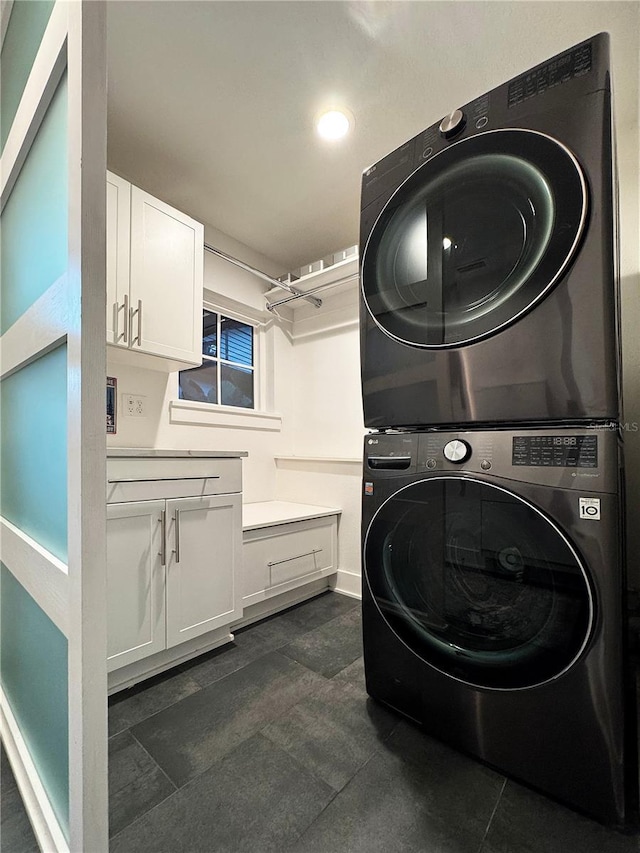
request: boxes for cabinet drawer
[107,457,241,502]
[243,516,337,602]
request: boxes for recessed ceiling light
[316,109,352,141]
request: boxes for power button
[481,459,492,470]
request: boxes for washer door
[361,130,587,347]
[364,477,593,689]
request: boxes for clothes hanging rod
[266,273,360,311]
[203,243,322,308]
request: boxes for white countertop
[242,500,341,531]
[107,448,248,458]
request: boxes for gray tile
[332,655,366,691]
[481,780,640,853]
[0,813,40,853]
[182,620,298,687]
[109,734,335,853]
[1,745,19,809]
[108,667,202,736]
[279,591,360,632]
[290,722,504,853]
[262,678,399,791]
[244,591,360,651]
[0,748,39,853]
[248,612,310,648]
[179,594,359,689]
[131,651,326,787]
[108,731,176,837]
[280,606,363,678]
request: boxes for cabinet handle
[122,294,129,343]
[267,549,322,568]
[108,476,220,484]
[113,297,128,343]
[137,298,142,346]
[159,510,166,566]
[113,302,119,342]
[267,548,323,588]
[172,509,181,563]
[129,298,142,346]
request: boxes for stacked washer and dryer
[359,33,637,827]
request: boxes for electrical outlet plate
[123,394,146,417]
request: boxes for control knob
[443,439,471,464]
[439,108,466,139]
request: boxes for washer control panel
[365,429,614,493]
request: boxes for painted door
[0,2,107,851]
[106,500,166,671]
[106,170,131,347]
[129,185,203,363]
[165,494,242,647]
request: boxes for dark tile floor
[1,746,40,853]
[2,591,640,852]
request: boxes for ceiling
[106,1,640,273]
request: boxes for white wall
[618,123,640,588]
[275,284,365,595]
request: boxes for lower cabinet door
[165,493,242,648]
[106,500,166,671]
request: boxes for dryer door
[364,477,593,689]
[361,129,587,347]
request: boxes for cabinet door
[106,500,166,671]
[106,172,131,347]
[165,494,242,648]
[129,187,203,364]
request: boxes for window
[178,309,255,408]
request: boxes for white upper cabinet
[106,171,203,367]
[106,172,132,346]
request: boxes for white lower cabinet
[106,500,166,671]
[106,454,244,682]
[165,494,241,647]
[242,503,340,608]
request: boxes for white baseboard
[1,686,69,853]
[108,627,234,694]
[330,569,361,599]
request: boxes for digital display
[512,435,597,468]
[507,43,593,108]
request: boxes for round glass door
[361,130,587,347]
[364,477,593,689]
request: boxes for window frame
[195,307,256,409]
[170,298,282,432]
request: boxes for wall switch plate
[123,394,146,417]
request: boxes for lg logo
[579,497,601,520]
